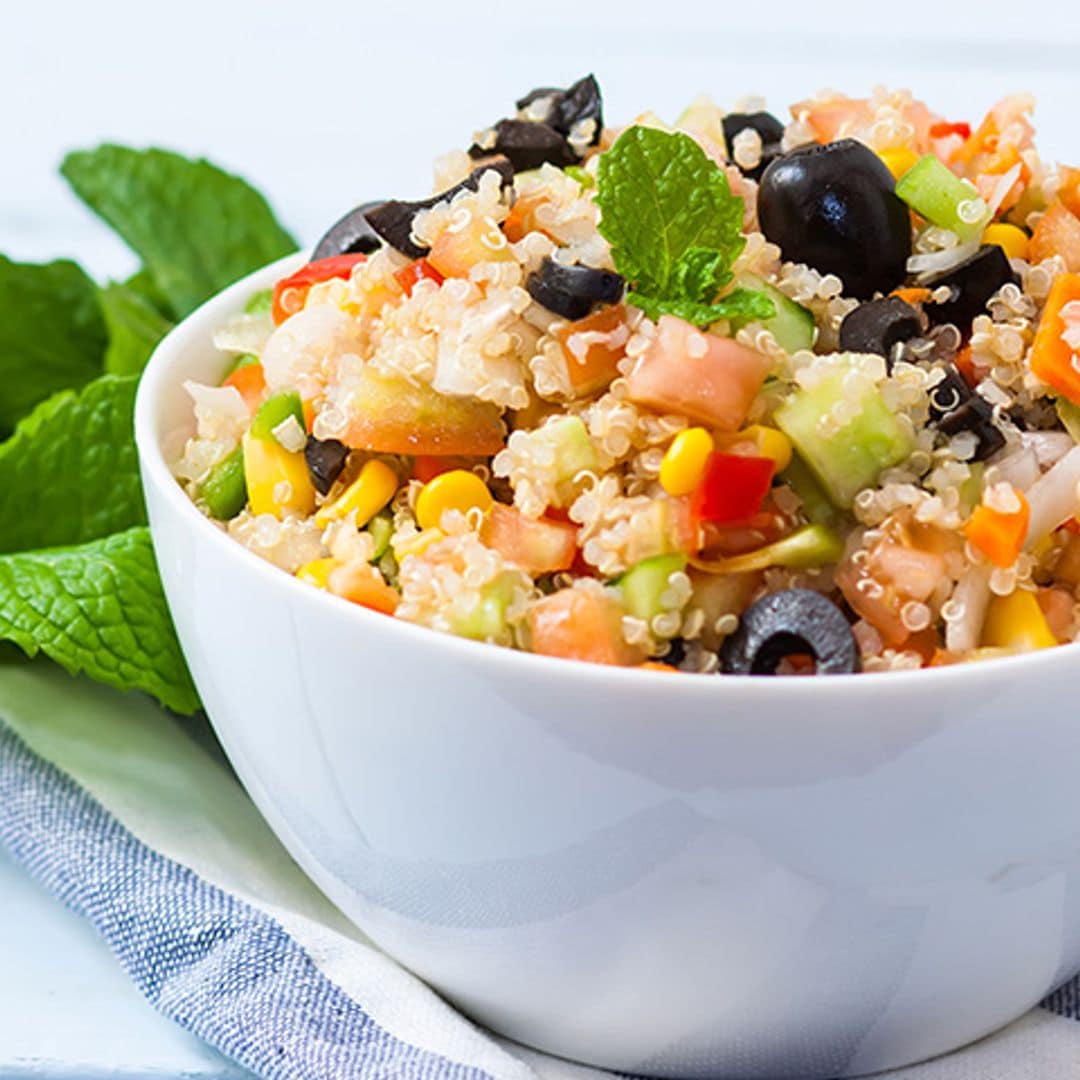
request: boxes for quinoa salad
[174,76,1080,675]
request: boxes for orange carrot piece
[1029,272,1080,404]
[222,362,267,412]
[964,491,1030,568]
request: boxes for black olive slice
[839,297,922,366]
[722,111,785,158]
[927,366,1007,461]
[719,589,860,675]
[469,119,577,173]
[516,74,603,145]
[525,258,624,320]
[363,160,514,258]
[312,200,386,261]
[923,245,1019,333]
[304,436,349,496]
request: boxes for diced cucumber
[244,288,273,316]
[563,165,594,189]
[546,415,599,484]
[250,390,304,440]
[959,462,984,513]
[617,553,688,623]
[452,571,519,641]
[732,274,816,354]
[895,154,990,241]
[367,513,393,562]
[775,365,913,508]
[780,453,836,525]
[200,445,247,520]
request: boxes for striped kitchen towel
[2,657,1079,1080]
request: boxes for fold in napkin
[1,658,1078,1080]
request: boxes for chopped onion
[987,444,1040,491]
[213,312,273,356]
[907,239,980,282]
[945,565,991,654]
[271,414,307,453]
[985,164,1022,218]
[1021,430,1076,469]
[1024,445,1080,547]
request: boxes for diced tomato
[624,315,771,432]
[427,216,516,277]
[222,362,267,411]
[341,367,505,456]
[394,258,445,297]
[691,452,775,525]
[480,504,578,574]
[871,542,946,601]
[552,304,629,398]
[327,562,399,615]
[954,96,1035,207]
[1030,203,1080,272]
[699,504,789,557]
[1058,167,1080,220]
[930,121,971,141]
[792,95,874,144]
[503,193,556,243]
[271,254,367,325]
[528,588,641,666]
[412,455,476,483]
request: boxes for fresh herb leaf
[123,268,172,317]
[100,282,174,375]
[627,287,776,327]
[61,145,297,320]
[0,256,105,433]
[596,126,774,329]
[0,526,199,714]
[0,375,145,555]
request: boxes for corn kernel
[981,589,1057,651]
[415,470,493,529]
[659,428,714,496]
[296,557,338,589]
[748,425,793,472]
[392,527,445,560]
[242,431,316,519]
[315,459,399,529]
[878,146,920,181]
[982,222,1029,262]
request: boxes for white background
[4,0,1080,279]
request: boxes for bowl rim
[134,252,1080,697]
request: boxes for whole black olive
[469,119,577,173]
[923,245,1019,333]
[839,297,922,366]
[720,588,860,675]
[304,436,349,496]
[525,258,624,320]
[758,139,912,300]
[363,160,514,258]
[312,200,386,261]
[927,366,1006,462]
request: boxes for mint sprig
[596,126,774,328]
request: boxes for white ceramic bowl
[136,254,1080,1079]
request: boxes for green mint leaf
[0,375,146,554]
[627,287,775,329]
[61,145,297,320]
[596,126,745,297]
[0,256,105,433]
[123,268,172,317]
[100,282,174,375]
[0,526,199,714]
[670,246,736,305]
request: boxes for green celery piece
[367,513,393,562]
[596,126,745,297]
[100,281,174,375]
[959,461,985,512]
[61,145,297,320]
[0,375,144,555]
[618,553,687,622]
[250,390,304,440]
[0,256,105,433]
[780,454,836,525]
[895,154,989,241]
[200,445,247,521]
[0,526,199,714]
[244,288,274,316]
[1057,397,1080,442]
[775,366,913,508]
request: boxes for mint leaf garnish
[100,282,174,375]
[596,126,774,329]
[0,527,199,714]
[0,375,145,555]
[61,145,297,320]
[0,256,105,433]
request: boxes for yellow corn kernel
[878,146,920,181]
[982,222,1029,262]
[315,459,399,529]
[747,425,793,473]
[659,427,714,496]
[392,527,445,560]
[981,589,1057,652]
[415,470,493,530]
[296,557,338,589]
[242,431,316,519]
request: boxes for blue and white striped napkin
[2,658,1079,1080]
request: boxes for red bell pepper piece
[930,121,972,141]
[271,254,367,325]
[691,452,775,525]
[394,258,445,297]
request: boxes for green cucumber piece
[563,165,594,189]
[250,390,304,441]
[959,462,984,513]
[758,524,844,569]
[200,445,247,520]
[223,352,259,380]
[775,365,913,508]
[547,415,599,484]
[367,512,393,561]
[617,553,687,622]
[895,154,990,241]
[780,454,836,525]
[452,572,519,641]
[732,274,816,353]
[244,288,273,315]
